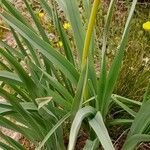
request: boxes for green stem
[81,0,100,68]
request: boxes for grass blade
[0,12,79,86]
[112,96,136,117]
[102,0,137,117]
[97,0,115,112]
[55,0,85,59]
[143,80,150,102]
[0,142,15,150]
[2,0,34,29]
[127,100,150,137]
[0,87,44,138]
[35,65,73,101]
[0,116,35,140]
[0,130,26,150]
[0,48,39,99]
[109,119,133,126]
[0,40,24,59]
[54,8,75,65]
[123,134,150,150]
[39,0,53,19]
[0,71,24,86]
[10,27,28,57]
[113,94,142,106]
[36,112,70,150]
[71,63,89,119]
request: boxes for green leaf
[122,134,150,150]
[9,84,32,102]
[143,80,150,102]
[55,0,85,59]
[54,0,67,16]
[0,142,15,150]
[2,0,34,29]
[89,112,115,150]
[68,106,96,150]
[39,0,53,19]
[88,54,97,94]
[0,116,35,141]
[97,0,115,112]
[83,0,92,19]
[102,0,137,117]
[0,12,79,86]
[23,0,50,43]
[109,119,133,126]
[0,101,37,115]
[0,107,12,115]
[83,139,99,150]
[0,71,24,86]
[0,48,39,99]
[0,61,11,71]
[0,130,26,150]
[0,87,44,138]
[41,84,72,111]
[23,0,54,74]
[10,27,28,57]
[54,8,75,65]
[71,63,89,119]
[112,95,136,117]
[0,40,24,59]
[35,65,74,102]
[113,94,142,106]
[2,0,42,67]
[36,112,70,150]
[127,100,150,137]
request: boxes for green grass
[96,2,150,101]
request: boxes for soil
[19,137,36,150]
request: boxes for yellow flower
[63,22,71,30]
[143,21,150,31]
[38,10,45,18]
[57,41,63,47]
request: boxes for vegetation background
[0,0,150,149]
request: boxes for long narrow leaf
[71,63,89,119]
[102,0,137,117]
[123,134,150,150]
[127,100,150,137]
[89,112,115,150]
[112,96,136,117]
[36,112,70,150]
[97,0,115,112]
[0,142,15,150]
[0,87,44,138]
[0,71,24,86]
[0,48,39,99]
[0,12,79,86]
[55,0,85,59]
[68,106,96,150]
[0,130,26,150]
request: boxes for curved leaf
[68,106,96,150]
[89,112,115,150]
